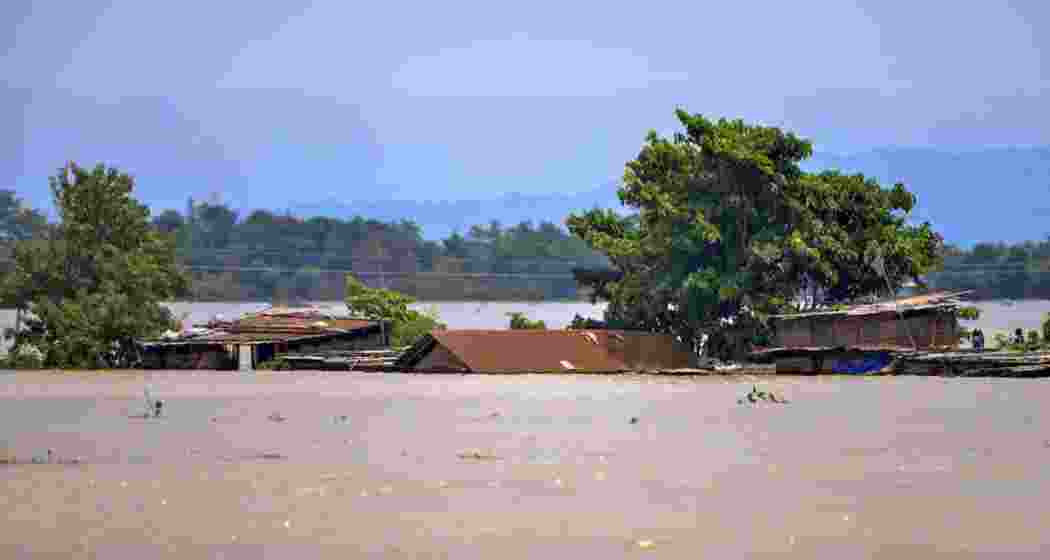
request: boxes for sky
[2,0,1048,217]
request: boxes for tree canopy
[0,163,188,367]
[567,110,944,358]
[344,275,446,347]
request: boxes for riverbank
[2,371,1050,557]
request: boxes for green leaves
[1,162,187,368]
[566,109,945,359]
[506,312,546,330]
[345,275,447,347]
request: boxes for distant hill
[282,147,1050,246]
[286,184,625,241]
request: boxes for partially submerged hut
[139,307,388,370]
[751,291,970,374]
[396,329,699,373]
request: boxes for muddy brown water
[1,371,1049,558]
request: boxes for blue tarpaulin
[831,353,892,374]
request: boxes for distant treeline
[929,240,1050,299]
[158,199,609,301]
[1,191,607,301]
[12,186,1050,301]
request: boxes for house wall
[141,346,236,369]
[775,351,893,374]
[775,356,817,373]
[773,311,959,350]
[287,331,386,354]
[414,344,469,372]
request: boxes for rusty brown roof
[401,329,698,373]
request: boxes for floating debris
[636,539,655,549]
[257,452,286,461]
[740,385,790,405]
[629,417,639,424]
[268,412,287,423]
[295,487,327,497]
[332,415,349,425]
[457,449,500,461]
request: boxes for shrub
[507,311,546,330]
[391,306,447,347]
[8,343,45,369]
[957,306,982,321]
[255,358,290,371]
[567,314,607,330]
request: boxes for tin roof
[141,307,380,346]
[398,329,697,373]
[749,345,928,360]
[769,291,972,320]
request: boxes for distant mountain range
[283,147,1050,246]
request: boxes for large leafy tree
[567,110,944,358]
[0,163,189,367]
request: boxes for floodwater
[2,371,1050,557]
[163,300,611,332]
[0,298,1046,348]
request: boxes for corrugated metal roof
[750,345,926,359]
[143,307,379,346]
[428,330,628,373]
[400,329,698,373]
[770,291,972,320]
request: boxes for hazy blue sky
[3,1,1047,215]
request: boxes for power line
[181,265,577,280]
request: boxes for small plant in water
[9,344,44,369]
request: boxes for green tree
[191,202,238,249]
[0,163,188,367]
[568,110,944,358]
[345,275,445,347]
[506,311,546,330]
[151,209,186,235]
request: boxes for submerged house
[396,329,699,373]
[139,307,388,370]
[751,291,970,374]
